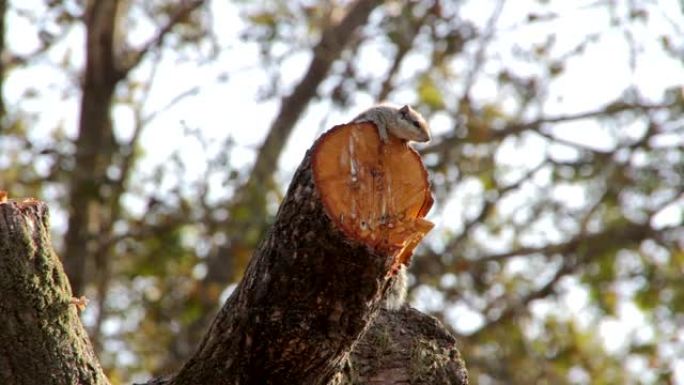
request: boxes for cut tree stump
[0,123,468,385]
[169,123,455,385]
[312,122,434,271]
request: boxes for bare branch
[243,0,383,196]
[116,0,205,79]
[376,3,433,101]
[446,159,548,251]
[470,259,575,339]
[142,86,200,127]
[423,100,675,155]
[460,0,505,100]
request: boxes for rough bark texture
[0,127,468,384]
[179,0,384,372]
[0,167,468,385]
[165,131,469,384]
[0,199,109,385]
[334,308,469,385]
[170,148,395,385]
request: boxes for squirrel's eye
[411,120,421,128]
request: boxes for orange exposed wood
[312,122,434,272]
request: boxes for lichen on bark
[0,199,109,385]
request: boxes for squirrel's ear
[399,105,410,113]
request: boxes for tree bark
[170,146,393,385]
[0,124,468,384]
[181,6,387,360]
[335,308,469,385]
[167,125,466,384]
[0,198,109,385]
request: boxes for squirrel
[351,104,431,144]
[350,104,431,310]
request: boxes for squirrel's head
[397,105,431,143]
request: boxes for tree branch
[116,0,205,80]
[475,221,651,265]
[423,100,675,155]
[0,199,109,385]
[244,0,383,195]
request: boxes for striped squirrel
[351,104,430,144]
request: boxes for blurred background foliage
[1,0,684,384]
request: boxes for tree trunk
[0,123,468,385]
[176,1,386,369]
[168,123,461,384]
[170,138,394,385]
[0,0,6,122]
[0,197,109,385]
[64,0,120,297]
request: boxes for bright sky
[4,0,684,382]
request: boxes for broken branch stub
[167,123,437,385]
[312,122,434,270]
